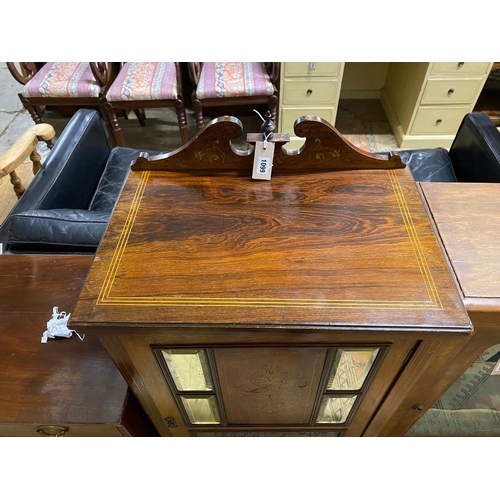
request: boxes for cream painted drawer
[284,62,342,77]
[283,79,339,105]
[421,78,485,105]
[410,106,470,135]
[430,62,491,76]
[281,107,335,135]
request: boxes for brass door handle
[36,425,69,437]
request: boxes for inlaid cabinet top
[71,117,471,334]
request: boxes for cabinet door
[154,344,389,435]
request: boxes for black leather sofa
[396,112,500,182]
[1,110,498,254]
[0,109,161,253]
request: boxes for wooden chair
[90,62,189,147]
[0,123,55,198]
[6,63,111,148]
[188,62,280,130]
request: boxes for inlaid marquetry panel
[215,347,327,425]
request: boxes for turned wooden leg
[9,169,25,198]
[30,146,42,174]
[133,109,146,127]
[192,99,205,131]
[103,101,125,147]
[268,94,278,125]
[20,95,54,149]
[174,100,189,144]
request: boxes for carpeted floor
[406,343,500,436]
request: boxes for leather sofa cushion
[89,147,163,211]
[449,112,500,182]
[7,209,110,251]
[396,148,458,182]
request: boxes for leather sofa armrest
[449,112,500,182]
[6,209,110,253]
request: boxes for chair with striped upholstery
[91,62,189,147]
[6,62,109,148]
[188,62,280,130]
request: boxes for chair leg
[19,95,54,149]
[268,94,278,125]
[192,99,205,131]
[9,169,25,198]
[102,101,125,147]
[134,109,146,127]
[174,100,189,144]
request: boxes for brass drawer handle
[436,119,443,125]
[306,89,313,96]
[448,88,455,95]
[36,425,69,437]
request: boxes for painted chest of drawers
[381,62,493,148]
[278,62,345,149]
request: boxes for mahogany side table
[0,254,158,437]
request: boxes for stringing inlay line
[97,170,441,310]
[98,170,150,303]
[388,170,442,309]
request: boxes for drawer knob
[306,89,313,96]
[412,404,425,411]
[448,88,455,95]
[36,425,69,437]
[458,62,465,67]
[436,119,443,125]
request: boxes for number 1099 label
[258,156,271,175]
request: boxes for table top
[420,182,500,310]
[0,254,130,425]
[71,117,471,334]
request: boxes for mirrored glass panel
[327,348,379,391]
[316,396,357,424]
[162,349,213,391]
[181,396,221,425]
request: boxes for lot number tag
[252,141,275,180]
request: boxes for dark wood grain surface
[72,165,470,333]
[0,255,157,435]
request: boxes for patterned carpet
[406,344,500,436]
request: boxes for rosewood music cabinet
[71,116,472,437]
